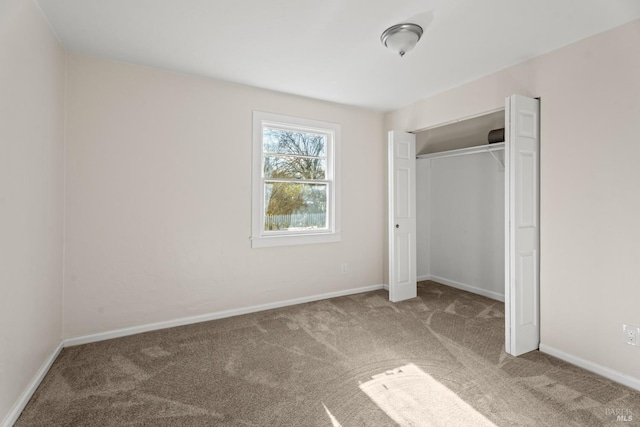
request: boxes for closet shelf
[417,142,505,160]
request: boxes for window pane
[263,155,326,179]
[264,182,327,231]
[263,128,327,157]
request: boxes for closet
[388,94,540,356]
[416,110,506,302]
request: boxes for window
[251,111,341,248]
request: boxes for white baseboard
[64,284,385,347]
[539,344,640,392]
[424,275,505,302]
[1,341,64,427]
[4,287,639,427]
[2,284,386,426]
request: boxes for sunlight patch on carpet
[322,403,343,427]
[359,363,496,427]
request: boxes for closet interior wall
[415,110,505,301]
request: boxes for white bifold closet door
[505,94,540,356]
[388,131,417,302]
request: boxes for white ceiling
[36,0,640,112]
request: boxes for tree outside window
[252,112,340,248]
[263,129,327,231]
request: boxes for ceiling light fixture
[380,23,423,57]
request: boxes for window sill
[251,232,341,248]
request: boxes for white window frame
[251,111,341,248]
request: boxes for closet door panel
[506,94,540,357]
[388,131,417,302]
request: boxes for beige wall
[63,54,384,338]
[0,0,65,423]
[386,19,640,381]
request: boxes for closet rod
[416,142,504,160]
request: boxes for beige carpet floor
[17,281,640,426]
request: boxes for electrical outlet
[622,324,639,346]
[341,263,348,274]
